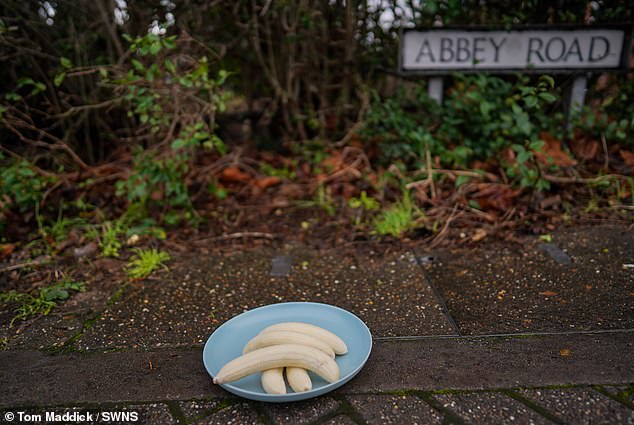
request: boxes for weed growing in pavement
[125,248,171,279]
[373,191,422,237]
[0,277,85,326]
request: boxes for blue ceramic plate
[203,302,372,402]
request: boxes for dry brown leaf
[471,183,522,211]
[254,176,282,190]
[540,290,558,297]
[472,228,487,242]
[559,348,572,357]
[220,166,251,183]
[0,243,16,259]
[534,132,577,167]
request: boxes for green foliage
[125,248,171,279]
[0,160,56,213]
[348,190,380,211]
[348,190,380,228]
[364,74,562,189]
[374,191,421,237]
[110,33,229,225]
[260,162,297,180]
[573,76,634,149]
[98,221,124,257]
[0,278,85,326]
[36,206,87,254]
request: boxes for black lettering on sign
[472,37,486,63]
[415,38,435,63]
[489,37,506,62]
[564,38,583,62]
[527,37,545,62]
[589,36,610,62]
[440,38,454,62]
[456,37,470,62]
[545,37,566,62]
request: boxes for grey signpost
[399,26,631,122]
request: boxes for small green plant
[126,248,171,279]
[296,184,336,216]
[99,221,124,257]
[0,278,85,326]
[348,191,380,227]
[374,192,422,237]
[36,206,87,253]
[260,162,297,180]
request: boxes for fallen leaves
[534,133,577,167]
[540,290,558,297]
[469,183,522,212]
[220,166,251,184]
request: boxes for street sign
[400,26,631,74]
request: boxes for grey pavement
[0,224,633,424]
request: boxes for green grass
[373,192,421,237]
[126,248,171,279]
[0,278,85,325]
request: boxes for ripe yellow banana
[213,344,340,384]
[260,322,348,355]
[286,367,312,392]
[243,330,335,358]
[261,368,286,394]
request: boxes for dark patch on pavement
[270,255,293,277]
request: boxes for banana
[213,344,340,384]
[286,367,312,392]
[243,330,335,358]
[260,322,348,355]
[261,368,286,394]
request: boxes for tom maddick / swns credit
[3,410,139,422]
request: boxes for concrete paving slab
[262,397,339,424]
[178,399,229,422]
[321,414,357,424]
[518,387,634,425]
[420,225,633,335]
[192,402,262,425]
[346,394,443,424]
[285,249,455,337]
[432,391,554,424]
[75,247,453,351]
[348,332,634,392]
[2,332,632,408]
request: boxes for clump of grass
[126,248,170,279]
[0,278,85,325]
[374,191,422,237]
